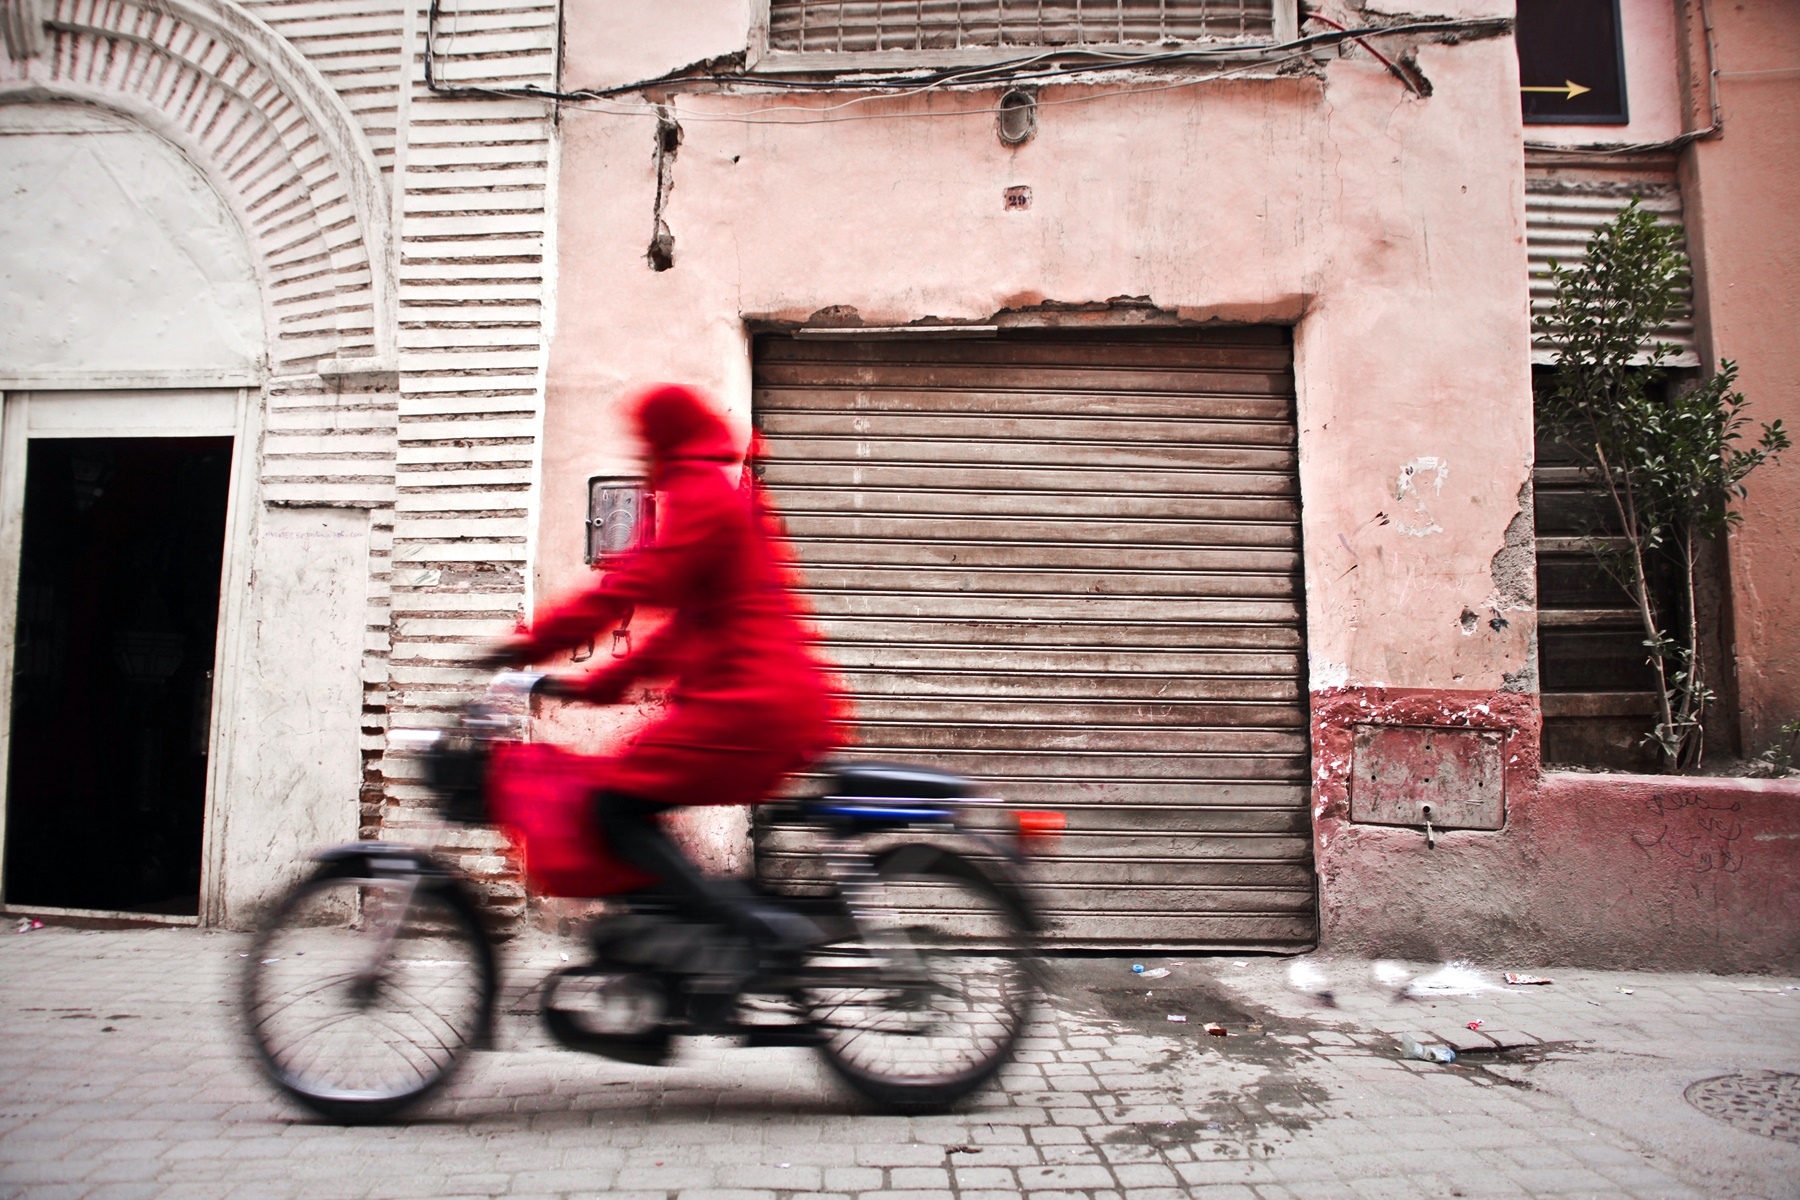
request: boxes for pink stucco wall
[544,10,1539,898]
[1313,686,1800,971]
[543,7,1795,966]
[547,15,1536,694]
[1680,3,1800,754]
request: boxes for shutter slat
[803,591,1300,621]
[763,463,1297,496]
[756,361,1290,393]
[1526,180,1696,365]
[766,0,1278,52]
[813,617,1302,650]
[791,540,1300,572]
[800,566,1297,597]
[753,329,1312,948]
[761,855,1317,889]
[760,411,1295,446]
[786,514,1298,546]
[779,488,1300,521]
[833,669,1302,701]
[764,436,1297,472]
[757,386,1294,416]
[848,696,1308,725]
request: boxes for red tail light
[1014,810,1066,852]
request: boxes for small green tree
[1538,200,1789,771]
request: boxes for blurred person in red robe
[487,383,837,953]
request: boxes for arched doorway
[1,0,398,927]
[0,103,260,916]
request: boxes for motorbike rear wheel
[805,845,1038,1113]
[241,864,495,1124]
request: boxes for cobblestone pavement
[2,926,1798,1200]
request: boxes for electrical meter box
[1349,724,1506,830]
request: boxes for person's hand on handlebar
[528,674,582,700]
[475,636,535,672]
[527,670,631,705]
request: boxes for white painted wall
[0,103,263,381]
[212,507,370,919]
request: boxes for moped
[241,672,1055,1122]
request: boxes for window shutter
[1527,181,1697,366]
[767,1,1278,53]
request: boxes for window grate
[767,1,1277,53]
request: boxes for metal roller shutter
[1526,179,1696,366]
[752,327,1313,949]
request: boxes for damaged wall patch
[1395,456,1447,536]
[647,107,681,271]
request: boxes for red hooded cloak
[504,384,837,808]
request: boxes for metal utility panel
[751,327,1312,949]
[1350,725,1506,830]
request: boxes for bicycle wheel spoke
[242,872,491,1119]
[807,858,1036,1111]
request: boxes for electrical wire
[1522,0,1724,158]
[1301,11,1421,97]
[547,52,1321,127]
[423,2,1511,113]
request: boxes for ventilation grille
[1527,183,1697,366]
[767,0,1277,53]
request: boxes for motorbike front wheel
[805,845,1039,1113]
[241,863,496,1123]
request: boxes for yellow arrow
[1521,80,1592,100]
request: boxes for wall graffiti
[1630,792,1746,873]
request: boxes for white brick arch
[0,0,395,377]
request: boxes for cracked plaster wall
[548,18,1535,690]
[540,8,1540,877]
[1679,2,1800,753]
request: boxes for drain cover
[1684,1072,1800,1142]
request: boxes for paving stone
[2,932,1796,1200]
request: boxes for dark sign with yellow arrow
[1516,0,1628,125]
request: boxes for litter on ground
[1504,972,1554,985]
[1397,1034,1457,1064]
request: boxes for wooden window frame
[747,0,1299,74]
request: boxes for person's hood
[633,384,738,465]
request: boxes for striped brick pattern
[240,0,409,179]
[212,1,412,853]
[383,0,558,916]
[10,0,393,375]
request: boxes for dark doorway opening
[4,437,232,914]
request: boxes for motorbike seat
[822,762,968,801]
[801,762,966,829]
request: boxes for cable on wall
[423,1,1512,114]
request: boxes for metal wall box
[1350,725,1506,830]
[586,478,655,565]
